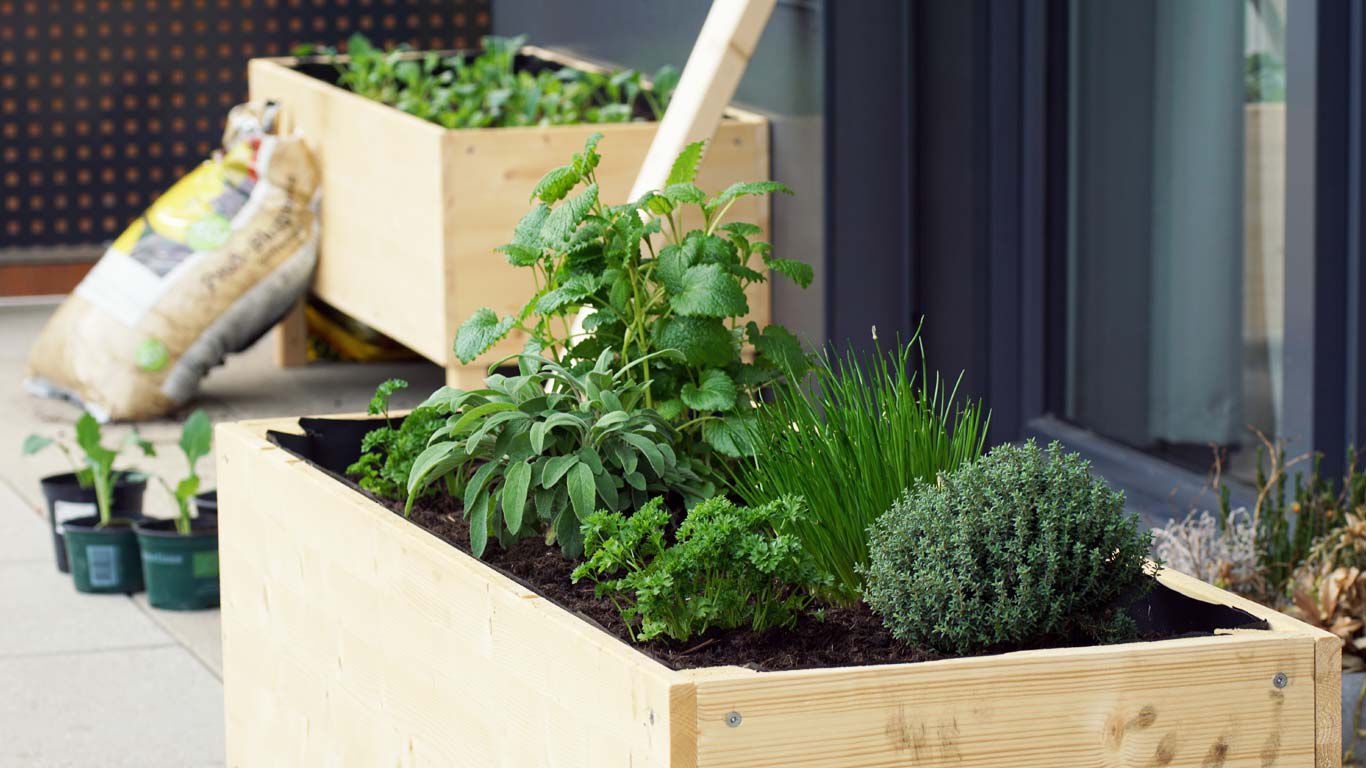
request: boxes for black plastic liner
[269,417,1273,641]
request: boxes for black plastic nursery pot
[40,472,147,573]
[134,519,220,610]
[193,489,217,525]
[62,515,144,594]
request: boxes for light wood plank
[271,298,309,367]
[218,420,690,767]
[628,0,777,199]
[249,51,772,382]
[250,58,451,363]
[692,634,1316,768]
[222,415,1336,767]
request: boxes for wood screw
[725,711,742,728]
[1272,672,1288,689]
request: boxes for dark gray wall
[492,0,826,347]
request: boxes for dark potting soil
[270,417,1273,673]
[390,491,933,671]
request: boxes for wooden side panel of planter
[217,419,693,768]
[688,633,1317,768]
[440,119,771,386]
[248,59,453,363]
[248,56,773,386]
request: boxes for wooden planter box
[219,416,1344,768]
[247,50,772,388]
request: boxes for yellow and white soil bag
[26,103,320,420]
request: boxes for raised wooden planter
[219,416,1343,768]
[247,50,772,387]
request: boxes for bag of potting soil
[26,102,321,421]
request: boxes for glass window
[1063,0,1286,481]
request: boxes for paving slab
[0,300,447,766]
[0,645,225,768]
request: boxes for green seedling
[23,413,156,526]
[160,409,212,535]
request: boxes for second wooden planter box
[247,50,772,387]
[219,415,1342,767]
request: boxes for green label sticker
[192,550,219,579]
[134,338,169,372]
[186,213,232,251]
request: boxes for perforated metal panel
[0,0,491,248]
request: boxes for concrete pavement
[0,300,445,766]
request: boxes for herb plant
[729,338,987,602]
[862,441,1154,655]
[455,134,812,470]
[318,34,678,129]
[23,413,155,527]
[160,409,212,535]
[346,379,444,501]
[405,351,707,558]
[572,495,829,642]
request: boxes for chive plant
[729,337,989,602]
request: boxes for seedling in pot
[160,409,212,535]
[24,413,155,526]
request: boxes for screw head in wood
[725,711,743,728]
[1272,672,1289,689]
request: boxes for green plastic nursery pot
[62,516,144,594]
[134,519,219,610]
[40,471,146,573]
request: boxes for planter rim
[220,415,1346,767]
[133,518,218,539]
[39,470,148,490]
[61,514,141,532]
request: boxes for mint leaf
[541,183,598,245]
[660,183,706,205]
[671,264,748,318]
[766,257,814,289]
[510,204,551,250]
[666,141,706,186]
[701,415,756,458]
[656,316,735,367]
[706,180,792,213]
[455,308,515,364]
[680,369,737,412]
[530,165,580,204]
[496,243,541,267]
[720,222,763,238]
[656,243,691,295]
[750,323,808,376]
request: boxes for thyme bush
[862,440,1153,655]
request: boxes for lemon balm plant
[455,134,812,471]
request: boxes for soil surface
[388,492,939,671]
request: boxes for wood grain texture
[218,419,689,767]
[1316,634,1344,768]
[248,52,772,383]
[628,0,777,199]
[441,117,771,373]
[692,634,1317,768]
[220,414,1337,768]
[271,298,309,367]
